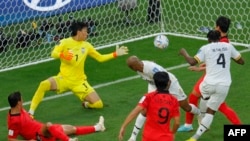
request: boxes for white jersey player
[137,60,186,100]
[179,30,244,141]
[126,55,200,141]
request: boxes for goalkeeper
[28,20,128,116]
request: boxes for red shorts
[193,74,205,95]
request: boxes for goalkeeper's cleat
[186,137,197,141]
[69,138,78,141]
[96,116,106,132]
[177,125,193,132]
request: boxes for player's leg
[62,116,106,136]
[128,113,146,141]
[187,84,229,141]
[45,123,72,141]
[218,102,241,124]
[29,77,57,115]
[169,78,200,132]
[178,89,201,132]
[179,99,200,117]
[73,80,103,109]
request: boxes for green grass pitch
[0,35,249,141]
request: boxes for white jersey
[137,61,186,101]
[194,42,241,86]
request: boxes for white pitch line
[0,49,249,112]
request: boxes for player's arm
[171,99,180,134]
[171,116,180,134]
[188,63,206,72]
[179,48,198,66]
[89,45,128,62]
[232,55,245,65]
[231,45,245,65]
[118,105,143,141]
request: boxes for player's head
[8,91,22,108]
[153,71,171,92]
[126,55,143,72]
[207,30,220,43]
[215,16,231,33]
[70,20,88,40]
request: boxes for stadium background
[0,0,249,140]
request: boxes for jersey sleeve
[87,43,115,62]
[194,46,205,63]
[51,40,65,58]
[138,95,148,108]
[230,45,241,60]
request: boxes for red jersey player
[7,91,105,141]
[178,16,242,132]
[119,71,180,141]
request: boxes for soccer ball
[154,35,169,49]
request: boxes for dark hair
[207,30,220,42]
[153,71,170,92]
[216,16,231,33]
[8,91,21,108]
[69,20,88,36]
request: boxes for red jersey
[7,108,43,139]
[220,36,229,43]
[139,91,180,141]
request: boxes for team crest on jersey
[81,48,85,53]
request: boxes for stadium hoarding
[0,0,116,26]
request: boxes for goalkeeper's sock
[86,100,103,109]
[29,80,51,115]
[48,125,69,141]
[185,94,199,124]
[75,126,95,135]
[129,113,146,141]
[218,102,241,124]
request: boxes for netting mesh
[0,0,249,72]
[164,0,249,45]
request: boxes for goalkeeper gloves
[60,50,73,61]
[114,45,129,57]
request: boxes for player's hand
[188,66,200,71]
[60,50,73,61]
[116,45,129,56]
[118,127,125,141]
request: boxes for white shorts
[148,79,187,101]
[200,81,230,111]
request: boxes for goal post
[0,0,249,72]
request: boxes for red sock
[219,102,241,125]
[185,94,199,124]
[48,125,69,141]
[75,126,95,135]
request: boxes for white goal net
[0,0,249,72]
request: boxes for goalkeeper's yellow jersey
[51,37,115,82]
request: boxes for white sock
[129,113,146,140]
[190,103,200,115]
[193,113,214,140]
